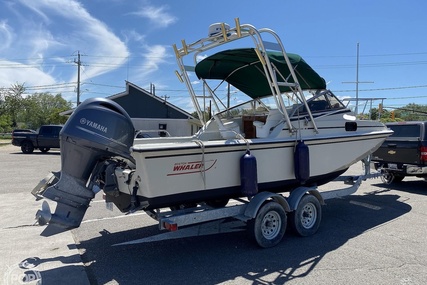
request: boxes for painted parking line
[349,200,382,210]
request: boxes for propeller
[35,201,52,226]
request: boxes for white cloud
[122,29,146,45]
[0,20,13,52]
[130,44,169,83]
[0,60,56,87]
[32,1,129,81]
[131,2,177,28]
[0,0,183,106]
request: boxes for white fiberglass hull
[118,128,390,209]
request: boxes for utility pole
[342,43,373,115]
[74,51,81,105]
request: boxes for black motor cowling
[36,98,134,236]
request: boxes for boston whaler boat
[33,19,392,247]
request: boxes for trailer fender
[244,192,290,219]
[287,186,325,211]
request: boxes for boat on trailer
[32,18,392,246]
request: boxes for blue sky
[1,0,426,113]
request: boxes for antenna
[342,43,373,115]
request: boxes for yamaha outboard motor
[34,98,134,236]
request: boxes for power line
[334,84,427,93]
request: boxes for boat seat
[253,109,283,138]
[213,115,240,139]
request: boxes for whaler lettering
[167,159,217,176]
[173,163,202,171]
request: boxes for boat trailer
[110,157,379,248]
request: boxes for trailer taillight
[163,220,178,231]
[421,146,427,162]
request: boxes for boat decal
[79,117,108,133]
[167,159,217,176]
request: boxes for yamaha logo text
[80,118,108,133]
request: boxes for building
[63,81,201,137]
[108,81,200,137]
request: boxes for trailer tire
[40,147,50,153]
[21,141,34,154]
[392,174,404,183]
[381,172,404,184]
[248,201,287,248]
[289,194,321,237]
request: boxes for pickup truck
[372,121,427,183]
[12,125,62,154]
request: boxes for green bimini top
[195,48,326,99]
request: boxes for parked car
[12,125,62,154]
[372,121,427,183]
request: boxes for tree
[353,103,426,122]
[21,93,72,129]
[191,109,211,122]
[396,103,427,121]
[2,83,25,127]
[0,83,72,130]
[0,114,11,133]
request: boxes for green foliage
[367,103,427,122]
[0,114,12,133]
[0,83,72,130]
[191,110,212,122]
[394,103,427,121]
[1,83,25,127]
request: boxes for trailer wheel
[21,141,34,154]
[248,201,287,248]
[381,172,404,184]
[289,194,321,237]
[392,175,404,183]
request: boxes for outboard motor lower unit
[35,98,134,236]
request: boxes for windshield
[289,90,346,116]
[216,99,269,119]
[215,89,346,121]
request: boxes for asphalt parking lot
[1,143,426,285]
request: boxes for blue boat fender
[240,150,258,196]
[294,141,310,184]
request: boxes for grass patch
[0,134,12,140]
[0,135,11,145]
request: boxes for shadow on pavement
[372,179,427,196]
[63,192,412,285]
[6,255,86,285]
